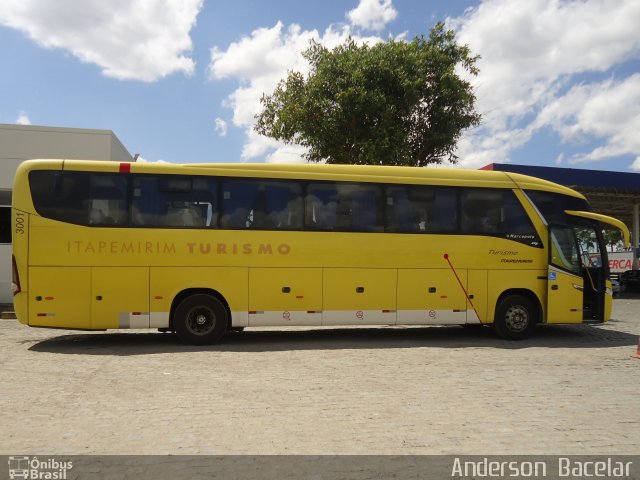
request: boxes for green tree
[603,228,622,252]
[255,22,481,166]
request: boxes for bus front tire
[173,294,228,345]
[493,295,536,340]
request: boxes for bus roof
[16,159,585,199]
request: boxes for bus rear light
[119,162,131,173]
[11,255,21,296]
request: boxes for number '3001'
[15,212,25,235]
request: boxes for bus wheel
[173,294,228,345]
[493,295,536,340]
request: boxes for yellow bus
[11,159,629,344]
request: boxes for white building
[0,123,133,304]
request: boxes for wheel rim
[185,306,216,336]
[504,304,529,332]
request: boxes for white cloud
[448,0,640,169]
[0,0,203,82]
[347,0,397,31]
[209,21,382,162]
[210,0,640,168]
[214,118,228,137]
[16,111,31,125]
[265,144,310,164]
[135,156,170,164]
[537,75,640,166]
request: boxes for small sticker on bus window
[549,271,557,281]
[224,191,231,199]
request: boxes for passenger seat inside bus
[88,207,106,225]
[165,204,205,227]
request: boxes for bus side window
[460,190,501,234]
[192,177,217,227]
[501,192,536,234]
[386,188,414,232]
[550,226,581,274]
[220,180,303,230]
[53,173,90,225]
[263,182,303,230]
[306,183,382,233]
[221,180,257,229]
[386,186,442,233]
[306,184,338,231]
[525,190,591,225]
[351,186,383,232]
[431,189,457,233]
[385,187,457,234]
[132,177,162,226]
[165,202,205,227]
[88,175,128,226]
[132,175,216,228]
[29,171,130,227]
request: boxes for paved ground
[1,296,639,455]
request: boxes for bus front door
[573,224,607,322]
[564,210,630,323]
[546,226,584,324]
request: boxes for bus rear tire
[173,294,228,345]
[493,295,536,340]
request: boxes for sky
[1,0,639,172]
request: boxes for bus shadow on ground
[28,322,639,356]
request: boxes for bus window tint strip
[28,170,542,246]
